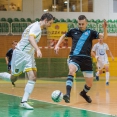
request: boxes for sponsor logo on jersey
[15,69,19,73]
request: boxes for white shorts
[11,49,37,76]
[97,59,109,70]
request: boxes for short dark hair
[12,41,17,44]
[40,13,55,21]
[78,15,87,20]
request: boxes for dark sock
[81,84,91,95]
[66,85,71,97]
[66,75,73,96]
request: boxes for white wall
[108,0,117,20]
[0,0,117,20]
[0,0,35,19]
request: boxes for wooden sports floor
[0,77,117,117]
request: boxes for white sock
[106,72,110,82]
[96,71,99,76]
[0,72,11,81]
[22,80,35,102]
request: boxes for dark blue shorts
[68,56,93,71]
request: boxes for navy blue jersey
[65,28,99,57]
[6,48,13,65]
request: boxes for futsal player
[54,15,107,103]
[91,34,114,85]
[5,41,17,73]
[0,13,55,109]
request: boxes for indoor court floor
[0,78,117,117]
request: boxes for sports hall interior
[0,0,117,117]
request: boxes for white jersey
[16,21,41,54]
[92,42,109,62]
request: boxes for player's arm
[91,44,99,60]
[91,51,96,58]
[54,34,66,54]
[91,51,99,61]
[5,56,8,65]
[107,50,114,61]
[29,36,42,58]
[5,51,10,65]
[101,19,108,40]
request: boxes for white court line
[0,92,112,116]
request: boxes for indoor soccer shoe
[106,82,109,86]
[63,94,70,103]
[20,102,34,110]
[80,91,92,103]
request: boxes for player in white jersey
[92,34,114,85]
[0,13,54,109]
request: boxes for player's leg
[63,63,78,103]
[80,71,93,103]
[20,70,36,109]
[67,57,76,81]
[0,71,18,86]
[104,64,110,85]
[79,57,93,103]
[20,54,37,109]
[95,60,104,81]
[95,69,103,81]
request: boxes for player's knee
[69,71,75,76]
[28,75,37,81]
[69,69,76,76]
[11,75,18,82]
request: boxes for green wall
[0,58,96,78]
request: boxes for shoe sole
[79,93,92,103]
[20,105,34,110]
[63,95,70,103]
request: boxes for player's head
[40,13,55,28]
[98,33,104,43]
[78,15,87,31]
[12,41,17,49]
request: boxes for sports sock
[81,84,91,95]
[66,75,73,96]
[0,72,11,81]
[106,72,110,82]
[21,80,35,102]
[96,71,99,76]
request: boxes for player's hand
[54,46,59,54]
[36,49,42,58]
[112,57,114,61]
[102,19,107,28]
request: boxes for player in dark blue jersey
[54,15,107,103]
[5,41,17,73]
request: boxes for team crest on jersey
[85,32,88,35]
[15,69,19,73]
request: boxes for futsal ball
[51,90,63,102]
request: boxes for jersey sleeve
[105,44,109,50]
[65,29,72,37]
[29,23,41,38]
[92,44,97,51]
[91,30,99,40]
[6,49,11,57]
